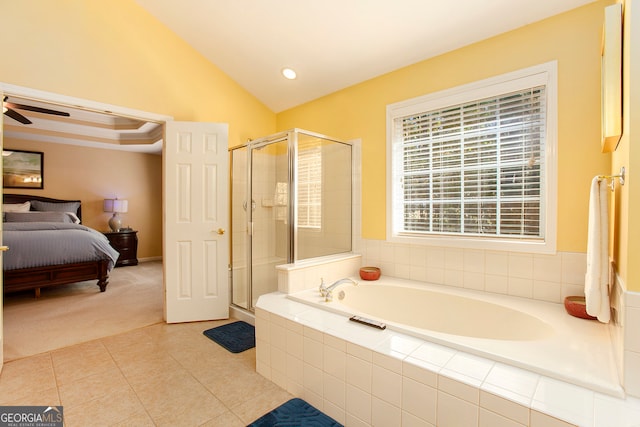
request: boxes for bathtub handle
[319,278,327,297]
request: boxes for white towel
[584,177,610,323]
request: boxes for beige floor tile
[130,366,227,423]
[231,386,294,424]
[109,410,156,426]
[50,340,118,385]
[0,386,61,407]
[57,364,130,408]
[62,387,146,427]
[113,348,183,382]
[101,326,159,355]
[200,409,246,427]
[232,347,259,370]
[198,363,284,408]
[0,353,56,404]
[2,306,295,427]
[171,345,241,378]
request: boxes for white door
[164,121,229,323]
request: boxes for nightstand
[103,230,139,267]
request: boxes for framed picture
[2,149,44,189]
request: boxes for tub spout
[319,277,358,302]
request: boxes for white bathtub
[288,276,622,396]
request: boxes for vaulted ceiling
[135,0,596,112]
[4,0,596,153]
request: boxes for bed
[2,194,120,296]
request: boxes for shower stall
[230,129,353,312]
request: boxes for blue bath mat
[248,398,343,426]
[203,321,255,353]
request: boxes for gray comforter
[2,222,120,271]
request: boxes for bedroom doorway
[0,83,230,365]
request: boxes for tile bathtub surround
[356,239,640,402]
[275,241,640,403]
[256,292,640,427]
[359,239,587,305]
[624,289,640,398]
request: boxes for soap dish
[359,267,381,281]
[564,296,597,320]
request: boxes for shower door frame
[229,132,293,312]
[229,128,352,313]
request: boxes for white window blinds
[297,146,322,229]
[392,86,546,239]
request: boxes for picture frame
[2,149,44,189]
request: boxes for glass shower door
[250,139,290,307]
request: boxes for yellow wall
[614,0,639,291]
[0,1,275,147]
[3,137,162,259]
[0,0,276,258]
[277,1,614,253]
[3,0,635,290]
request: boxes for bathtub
[287,276,621,397]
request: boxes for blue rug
[203,321,255,353]
[248,398,343,426]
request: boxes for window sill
[388,233,556,255]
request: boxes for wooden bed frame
[3,194,110,296]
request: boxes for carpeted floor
[3,260,164,361]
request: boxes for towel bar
[598,166,625,191]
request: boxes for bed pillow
[30,200,80,216]
[4,211,78,223]
[3,201,31,212]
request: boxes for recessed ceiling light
[282,68,297,80]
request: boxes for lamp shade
[104,198,128,213]
[113,199,128,213]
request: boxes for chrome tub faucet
[319,277,358,302]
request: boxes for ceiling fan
[3,96,70,125]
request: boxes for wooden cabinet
[103,230,138,267]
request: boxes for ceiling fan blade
[4,108,32,125]
[6,102,70,117]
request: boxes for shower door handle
[243,199,256,211]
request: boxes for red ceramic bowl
[564,296,597,320]
[359,267,381,281]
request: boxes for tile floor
[0,319,293,426]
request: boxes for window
[297,146,322,229]
[387,62,557,253]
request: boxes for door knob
[0,246,8,251]
[216,228,225,235]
